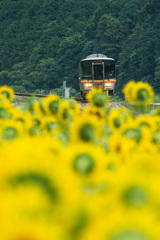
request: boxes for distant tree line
[0,0,160,96]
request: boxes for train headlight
[105,82,112,87]
[85,83,92,87]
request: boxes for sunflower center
[137,89,149,101]
[123,128,141,143]
[63,109,69,119]
[123,186,148,207]
[2,91,10,99]
[73,154,95,174]
[33,119,41,126]
[113,117,122,128]
[3,127,18,140]
[49,101,59,114]
[92,92,106,107]
[79,123,94,141]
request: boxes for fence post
[63,81,70,98]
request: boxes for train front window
[94,64,103,80]
[81,61,92,79]
[80,59,115,80]
[104,60,115,79]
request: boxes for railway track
[14,92,88,103]
[14,93,160,106]
[14,92,47,98]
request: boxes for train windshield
[80,60,92,79]
[94,64,103,80]
[104,60,115,79]
[80,60,115,80]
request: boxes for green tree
[117,24,155,96]
[0,70,11,86]
[154,57,160,93]
[94,14,125,60]
[37,58,60,89]
[0,0,160,95]
[57,33,85,89]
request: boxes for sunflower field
[0,81,159,240]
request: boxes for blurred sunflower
[107,108,132,131]
[0,136,63,206]
[12,110,34,134]
[57,143,109,204]
[32,99,45,115]
[58,100,72,127]
[70,114,101,143]
[44,115,58,132]
[106,209,158,240]
[83,105,106,119]
[123,81,154,107]
[0,85,14,101]
[28,115,46,136]
[86,88,109,108]
[108,132,136,162]
[150,111,160,131]
[43,94,60,115]
[123,80,136,104]
[81,208,158,240]
[0,120,23,141]
[135,115,157,132]
[0,99,14,120]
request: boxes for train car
[78,54,116,98]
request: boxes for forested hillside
[0,0,160,95]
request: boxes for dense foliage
[0,0,160,95]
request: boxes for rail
[14,92,47,98]
[14,93,88,103]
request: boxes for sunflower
[107,108,133,131]
[132,82,154,106]
[106,209,158,240]
[12,110,34,135]
[0,184,63,239]
[0,136,63,207]
[44,115,58,132]
[123,81,154,107]
[150,111,160,131]
[86,88,109,108]
[0,137,65,240]
[70,114,101,143]
[81,157,160,240]
[83,105,106,119]
[28,114,47,136]
[123,80,136,104]
[43,94,60,115]
[108,131,136,161]
[81,208,158,240]
[0,85,14,101]
[58,143,109,189]
[0,120,23,141]
[0,98,14,120]
[32,99,45,115]
[135,115,156,130]
[58,100,72,127]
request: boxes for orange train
[78,54,116,98]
